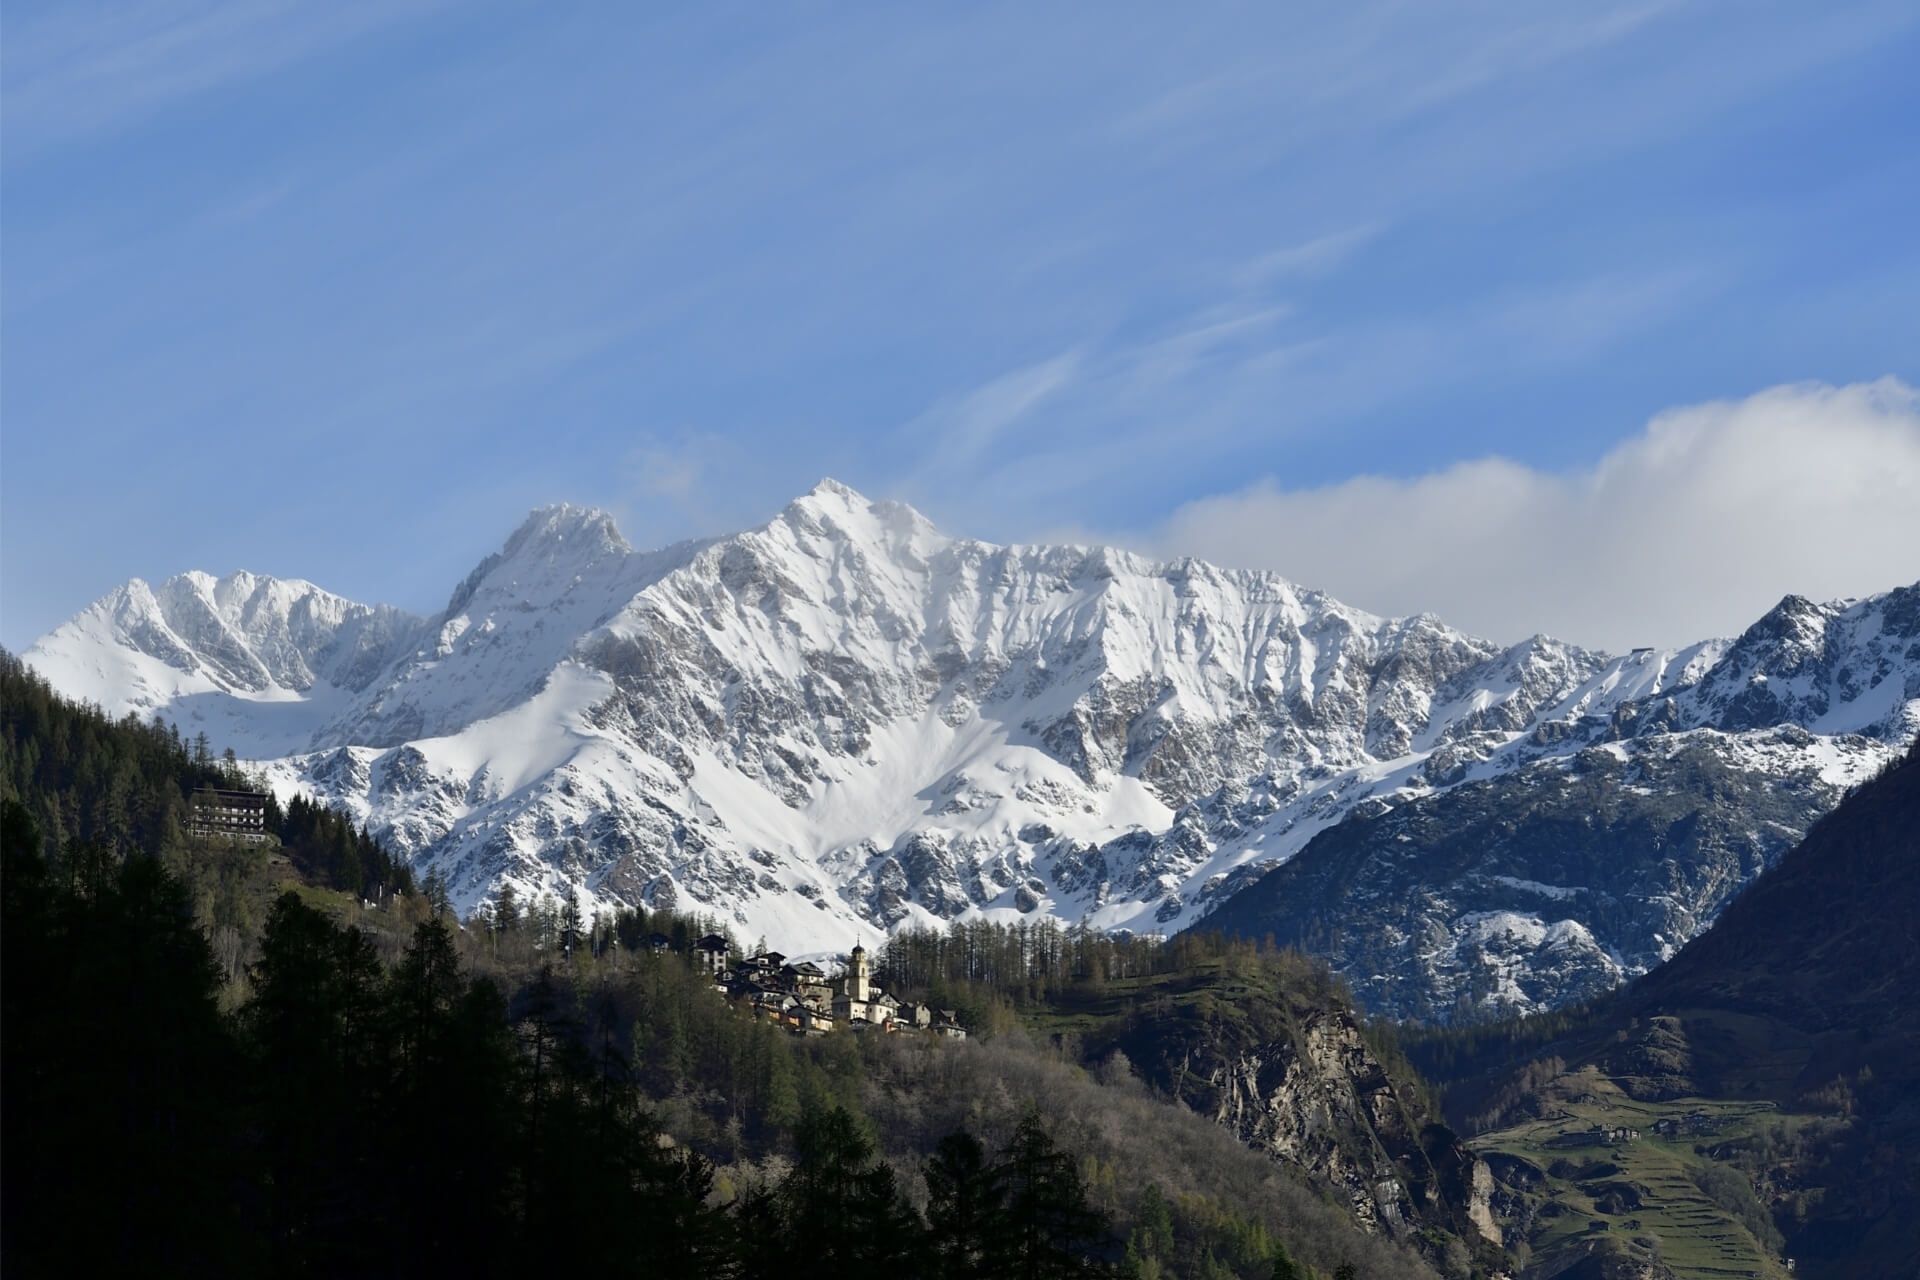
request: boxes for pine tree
[423,864,452,919]
[1125,1183,1175,1277]
[390,914,464,1072]
[3,816,239,1274]
[545,895,567,952]
[245,891,385,1271]
[762,1105,920,1280]
[1000,1107,1114,1279]
[494,881,521,934]
[926,1129,1010,1279]
[402,973,518,1275]
[332,819,362,894]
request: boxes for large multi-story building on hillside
[187,787,270,843]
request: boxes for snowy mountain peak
[62,567,416,696]
[1677,584,1920,737]
[797,475,865,504]
[23,569,427,756]
[773,478,949,562]
[505,503,632,560]
[444,504,633,618]
[778,477,873,534]
[21,488,1920,973]
[1734,592,1830,655]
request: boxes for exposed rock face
[1199,728,1866,1021]
[1546,1242,1678,1280]
[23,483,1919,1002]
[1193,1007,1501,1248]
[1062,972,1505,1280]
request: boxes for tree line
[872,917,1355,1035]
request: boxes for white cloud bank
[1151,379,1920,651]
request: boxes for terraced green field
[1473,1066,1796,1279]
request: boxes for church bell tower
[848,941,870,1003]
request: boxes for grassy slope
[1471,1065,1792,1279]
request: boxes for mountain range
[24,480,1918,1018]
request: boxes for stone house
[696,934,731,976]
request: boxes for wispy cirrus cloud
[6,1,1917,652]
[901,350,1084,487]
[2,0,445,157]
[1236,223,1387,288]
[898,256,1704,536]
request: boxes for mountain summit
[24,483,1919,1009]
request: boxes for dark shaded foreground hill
[1408,737,1920,1278]
[1617,732,1920,1273]
[1628,734,1920,1054]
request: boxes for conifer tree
[763,1104,920,1280]
[1001,1107,1115,1278]
[245,892,385,1271]
[4,819,238,1275]
[1270,1241,1307,1280]
[422,863,452,919]
[1125,1183,1175,1276]
[494,881,521,933]
[926,1129,1011,1279]
[390,913,464,1073]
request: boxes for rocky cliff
[1188,1008,1501,1250]
[1065,955,1507,1274]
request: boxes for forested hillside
[1,652,1442,1279]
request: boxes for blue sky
[5,1,1918,652]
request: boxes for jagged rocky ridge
[24,483,1919,1012]
[1197,728,1864,1021]
[1194,584,1920,1018]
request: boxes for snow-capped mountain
[24,482,1919,995]
[29,568,428,758]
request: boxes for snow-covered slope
[25,569,426,757]
[24,482,1920,980]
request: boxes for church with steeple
[831,941,898,1027]
[721,939,963,1037]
